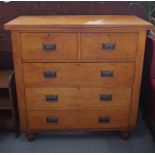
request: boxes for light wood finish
[81,33,137,60]
[21,33,78,60]
[4,15,153,140]
[4,15,152,30]
[28,109,129,130]
[11,32,27,130]
[23,63,134,87]
[129,31,147,129]
[25,87,131,110]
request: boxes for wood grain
[25,87,132,110]
[5,15,152,137]
[21,32,78,60]
[4,15,153,30]
[23,62,134,87]
[129,31,147,129]
[11,31,27,130]
[28,109,129,130]
[81,32,137,60]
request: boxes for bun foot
[26,133,35,142]
[120,132,130,140]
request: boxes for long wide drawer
[81,32,137,60]
[23,63,134,87]
[21,33,78,60]
[28,109,129,130]
[25,87,132,110]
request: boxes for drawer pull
[102,43,115,50]
[99,117,110,123]
[45,95,58,102]
[43,43,56,51]
[101,71,113,77]
[46,117,58,123]
[100,94,112,101]
[43,71,56,78]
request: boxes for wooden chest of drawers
[4,15,152,141]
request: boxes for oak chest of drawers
[4,15,152,141]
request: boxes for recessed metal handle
[45,95,58,102]
[46,117,58,123]
[102,43,115,50]
[101,71,113,77]
[100,94,112,101]
[43,71,56,78]
[43,43,56,51]
[99,117,110,123]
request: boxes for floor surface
[0,116,155,153]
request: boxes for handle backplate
[102,43,115,50]
[98,117,110,123]
[43,43,56,51]
[100,94,112,101]
[46,117,58,123]
[45,95,58,102]
[43,71,56,78]
[101,71,113,77]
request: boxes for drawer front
[23,63,134,87]
[25,88,78,110]
[21,33,78,60]
[81,33,137,60]
[28,109,129,130]
[25,87,131,110]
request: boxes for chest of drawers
[4,15,152,141]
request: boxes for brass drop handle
[100,94,112,101]
[43,43,56,51]
[43,71,56,78]
[99,117,110,123]
[102,43,115,50]
[46,117,58,123]
[45,95,58,102]
[101,71,114,77]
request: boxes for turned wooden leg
[120,132,130,140]
[25,133,36,142]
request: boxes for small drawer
[81,32,137,60]
[27,109,129,130]
[28,110,78,130]
[77,87,132,108]
[25,87,131,110]
[25,87,79,110]
[23,62,134,87]
[21,33,78,60]
[77,109,129,129]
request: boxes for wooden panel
[28,109,129,130]
[23,62,134,87]
[25,88,77,110]
[21,33,78,60]
[81,33,137,60]
[129,31,147,129]
[4,15,152,30]
[25,87,132,110]
[11,31,27,130]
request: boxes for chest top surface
[4,15,153,30]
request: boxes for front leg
[25,132,36,142]
[120,131,130,140]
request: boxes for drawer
[21,33,78,60]
[28,109,129,130]
[25,87,131,110]
[23,63,134,87]
[81,33,137,60]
